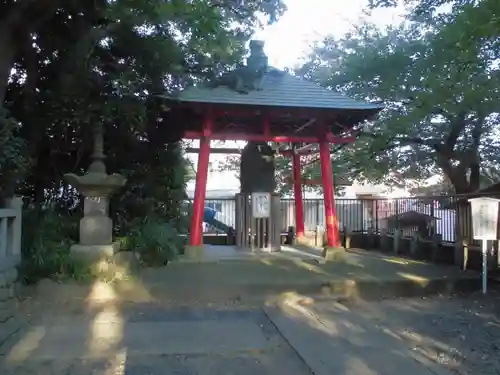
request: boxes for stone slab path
[0,304,312,375]
[264,297,453,375]
[2,290,500,375]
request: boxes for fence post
[393,229,402,255]
[454,238,469,270]
[344,226,351,249]
[316,199,320,229]
[366,227,374,249]
[395,199,400,231]
[360,200,365,233]
[497,240,500,268]
[380,228,389,251]
[431,233,442,262]
[410,233,419,257]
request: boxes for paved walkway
[1,296,459,375]
[265,295,453,375]
[0,249,482,374]
[1,304,311,375]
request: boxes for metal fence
[202,196,477,242]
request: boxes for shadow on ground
[0,249,490,375]
[265,288,500,375]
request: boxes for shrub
[19,209,91,283]
[129,216,185,266]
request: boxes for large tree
[297,2,500,194]
[0,0,285,215]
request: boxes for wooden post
[319,139,340,248]
[235,193,243,248]
[380,228,389,252]
[410,233,419,257]
[344,226,352,250]
[292,150,305,240]
[393,229,402,255]
[497,240,500,268]
[367,227,374,249]
[431,233,442,262]
[189,117,212,247]
[271,194,281,251]
[315,225,323,247]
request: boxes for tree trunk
[436,151,478,268]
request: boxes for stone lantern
[64,123,126,261]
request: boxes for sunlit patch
[345,355,376,374]
[290,259,329,275]
[259,258,274,266]
[87,305,124,356]
[102,348,128,375]
[397,272,430,286]
[384,258,410,265]
[6,326,46,363]
[86,281,117,303]
[275,291,339,336]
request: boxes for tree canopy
[0,0,285,218]
[296,0,500,194]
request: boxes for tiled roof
[167,67,382,112]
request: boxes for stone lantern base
[70,241,122,263]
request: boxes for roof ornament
[210,40,270,94]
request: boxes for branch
[359,131,440,154]
[444,111,466,149]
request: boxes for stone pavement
[0,248,486,375]
[140,248,479,302]
[0,296,461,375]
[264,294,454,375]
[2,289,497,375]
[0,304,311,375]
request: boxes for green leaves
[0,0,286,222]
[0,109,31,205]
[297,1,500,193]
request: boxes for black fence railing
[200,195,486,243]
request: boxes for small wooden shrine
[162,40,382,258]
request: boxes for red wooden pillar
[189,117,212,246]
[292,150,305,239]
[319,140,340,248]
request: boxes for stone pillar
[0,265,20,348]
[80,196,113,245]
[5,197,22,259]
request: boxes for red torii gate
[163,40,382,255]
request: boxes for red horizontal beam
[185,147,320,156]
[283,176,351,186]
[183,131,356,144]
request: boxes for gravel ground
[336,290,500,375]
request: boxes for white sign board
[469,197,500,240]
[252,192,271,218]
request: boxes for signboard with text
[469,197,500,240]
[252,192,271,218]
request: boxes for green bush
[0,110,31,206]
[19,209,91,283]
[129,216,186,266]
